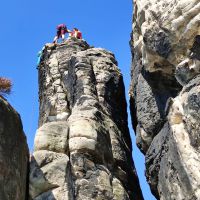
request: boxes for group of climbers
[37,23,83,67]
[53,24,82,43]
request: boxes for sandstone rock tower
[130,0,200,199]
[29,39,143,200]
[0,97,29,200]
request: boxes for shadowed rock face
[0,97,29,200]
[130,0,200,199]
[29,39,144,200]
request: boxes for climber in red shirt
[70,28,82,39]
[53,24,71,43]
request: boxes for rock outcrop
[29,38,144,200]
[0,97,29,200]
[130,0,200,199]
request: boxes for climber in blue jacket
[37,47,45,68]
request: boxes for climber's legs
[53,29,66,43]
[61,29,66,42]
[53,35,58,43]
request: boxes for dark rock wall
[30,39,144,200]
[130,0,200,199]
[0,97,29,200]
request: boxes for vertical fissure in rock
[89,58,100,104]
[64,121,75,200]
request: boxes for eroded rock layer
[130,0,200,199]
[0,97,29,200]
[30,39,144,200]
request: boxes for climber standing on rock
[70,28,82,39]
[53,24,71,43]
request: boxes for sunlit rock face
[130,0,200,199]
[0,97,29,200]
[29,39,144,200]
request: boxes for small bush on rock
[0,77,12,95]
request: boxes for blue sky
[0,1,156,199]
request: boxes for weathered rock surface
[30,38,144,200]
[130,0,200,199]
[0,96,29,200]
